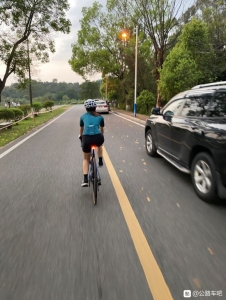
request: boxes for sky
[39,0,107,84]
[1,0,194,86]
[0,0,107,86]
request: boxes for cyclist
[79,99,105,187]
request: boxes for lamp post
[105,74,108,100]
[134,26,138,117]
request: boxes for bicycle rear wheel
[92,158,98,205]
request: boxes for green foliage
[8,108,23,121]
[62,95,70,102]
[1,80,99,102]
[19,104,31,116]
[0,108,15,121]
[136,90,156,115]
[0,0,71,101]
[159,47,202,100]
[42,100,54,110]
[125,90,134,109]
[181,0,226,80]
[0,106,69,147]
[68,2,139,104]
[159,18,216,101]
[32,102,42,112]
[79,81,102,100]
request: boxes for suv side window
[163,99,184,117]
[209,92,226,117]
[181,96,212,117]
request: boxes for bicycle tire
[92,157,98,205]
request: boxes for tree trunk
[0,79,5,103]
[153,50,162,108]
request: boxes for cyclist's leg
[96,134,104,167]
[83,152,90,174]
[81,136,91,187]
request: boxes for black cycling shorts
[82,134,104,153]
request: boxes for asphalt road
[0,105,225,300]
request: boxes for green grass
[0,106,70,148]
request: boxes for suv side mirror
[163,110,174,121]
[152,107,161,115]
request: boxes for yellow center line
[103,146,173,300]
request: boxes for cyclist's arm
[100,117,104,135]
[80,127,84,136]
[80,116,84,136]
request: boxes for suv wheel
[191,152,217,202]
[145,129,157,156]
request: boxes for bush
[33,102,43,112]
[19,104,31,116]
[136,90,156,115]
[9,108,23,121]
[42,100,55,110]
[0,108,15,121]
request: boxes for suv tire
[191,152,217,202]
[145,129,157,157]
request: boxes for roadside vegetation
[0,106,70,148]
[69,0,226,109]
[1,0,226,116]
[1,81,102,106]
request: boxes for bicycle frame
[88,145,100,205]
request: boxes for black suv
[145,82,226,203]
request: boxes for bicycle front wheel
[92,158,98,205]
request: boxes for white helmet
[84,99,97,108]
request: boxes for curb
[111,111,146,125]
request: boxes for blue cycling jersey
[80,112,104,135]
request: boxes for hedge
[33,102,42,112]
[9,108,24,121]
[42,100,55,110]
[19,104,31,116]
[0,108,15,121]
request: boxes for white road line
[0,106,74,160]
[112,112,145,127]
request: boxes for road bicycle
[79,136,101,205]
[88,145,101,205]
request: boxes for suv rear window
[209,92,226,117]
[181,96,212,117]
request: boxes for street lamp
[120,29,129,42]
[120,27,138,116]
[134,26,138,117]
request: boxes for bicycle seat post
[91,145,96,158]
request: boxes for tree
[42,100,54,110]
[108,0,186,106]
[0,0,71,102]
[62,95,70,103]
[1,80,82,102]
[69,2,130,102]
[69,1,156,106]
[136,90,156,114]
[159,48,202,101]
[159,18,215,101]
[181,0,226,80]
[32,101,42,112]
[79,80,102,100]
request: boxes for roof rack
[186,89,213,96]
[192,81,226,89]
